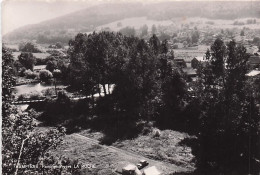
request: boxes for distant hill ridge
[4,1,260,43]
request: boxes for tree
[240,30,245,36]
[160,40,169,56]
[194,39,260,174]
[2,46,66,175]
[159,63,187,127]
[113,39,161,120]
[151,24,157,35]
[149,34,161,55]
[19,42,42,53]
[191,30,200,44]
[158,32,171,41]
[119,27,136,37]
[39,70,53,82]
[140,24,148,38]
[46,60,58,72]
[18,52,36,71]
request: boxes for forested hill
[4,1,260,43]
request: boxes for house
[33,65,46,73]
[248,55,260,69]
[246,46,259,55]
[191,56,207,69]
[33,53,51,59]
[183,67,197,77]
[174,59,187,68]
[182,67,197,82]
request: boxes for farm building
[34,65,46,72]
[191,56,207,69]
[174,59,187,68]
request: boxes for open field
[96,17,172,31]
[97,17,260,33]
[79,129,196,172]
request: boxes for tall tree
[18,52,36,71]
[195,39,260,174]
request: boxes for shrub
[19,67,27,77]
[39,70,53,82]
[24,69,38,79]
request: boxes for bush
[42,88,56,97]
[19,67,27,77]
[24,69,38,79]
[30,92,44,100]
[39,70,53,82]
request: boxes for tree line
[67,32,260,174]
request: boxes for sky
[1,0,100,35]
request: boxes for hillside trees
[194,39,260,174]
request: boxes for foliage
[18,52,36,71]
[68,31,187,128]
[191,30,200,44]
[151,24,157,35]
[24,69,38,79]
[119,27,136,37]
[2,46,66,175]
[140,24,148,38]
[46,60,58,72]
[39,70,53,82]
[19,42,42,53]
[193,39,260,174]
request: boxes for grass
[79,128,196,172]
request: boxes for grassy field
[96,17,172,31]
[78,128,196,173]
[48,130,193,175]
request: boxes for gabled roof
[193,56,207,62]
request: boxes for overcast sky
[1,0,100,35]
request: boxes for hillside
[4,1,260,44]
